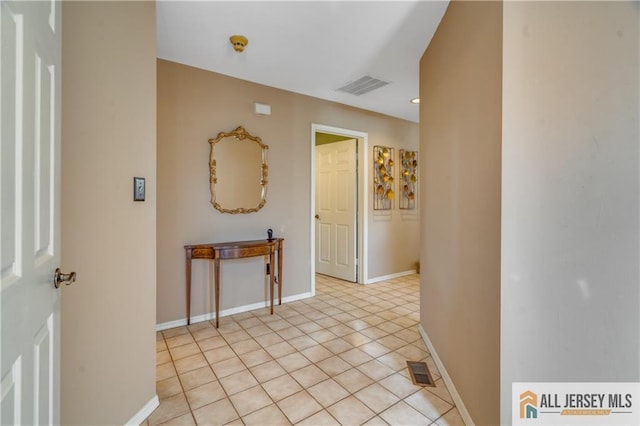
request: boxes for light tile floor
[144,274,465,425]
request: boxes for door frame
[310,124,368,294]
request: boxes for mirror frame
[208,126,269,214]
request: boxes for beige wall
[61,2,157,424]
[419,2,502,425]
[157,60,419,325]
[501,2,639,423]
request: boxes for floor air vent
[406,361,435,387]
[336,75,390,96]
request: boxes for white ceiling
[156,1,449,123]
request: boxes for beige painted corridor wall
[501,2,639,423]
[157,60,420,324]
[61,2,157,424]
[419,2,502,425]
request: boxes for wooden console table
[184,238,284,327]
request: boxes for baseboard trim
[156,292,314,331]
[125,394,159,426]
[365,269,416,284]
[418,324,474,426]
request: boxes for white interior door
[315,139,357,282]
[1,1,62,424]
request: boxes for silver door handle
[54,268,76,289]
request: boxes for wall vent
[336,75,390,96]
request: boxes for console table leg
[269,251,275,314]
[277,242,283,306]
[215,258,220,328]
[186,255,192,326]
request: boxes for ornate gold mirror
[209,126,268,214]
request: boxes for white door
[1,1,63,424]
[315,139,357,282]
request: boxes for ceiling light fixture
[410,98,420,104]
[229,35,248,52]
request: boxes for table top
[184,238,284,250]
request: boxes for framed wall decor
[399,150,418,209]
[208,126,269,214]
[133,177,145,201]
[373,145,394,210]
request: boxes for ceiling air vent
[336,75,390,96]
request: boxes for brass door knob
[54,268,76,289]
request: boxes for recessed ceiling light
[410,98,420,104]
